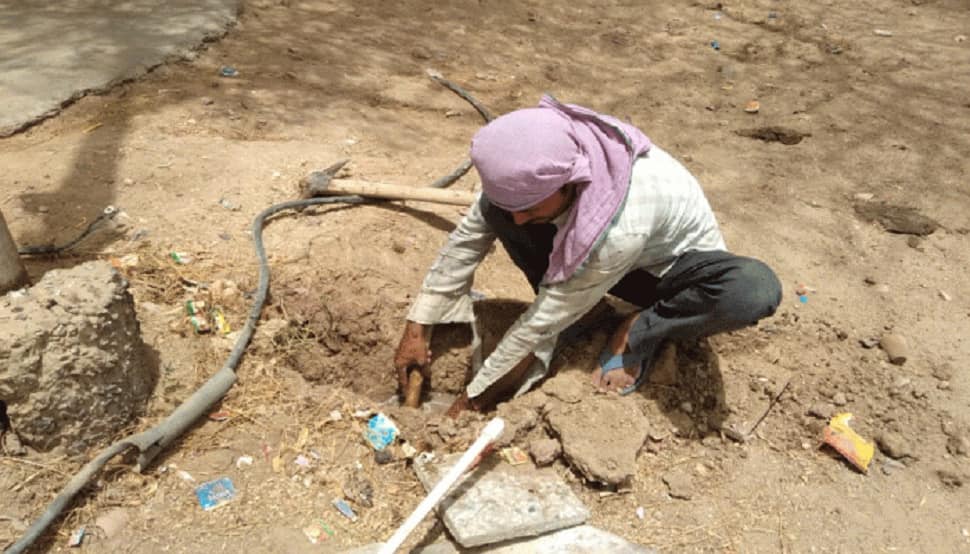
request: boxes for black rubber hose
[4,195,367,554]
[6,71,494,554]
[17,206,120,256]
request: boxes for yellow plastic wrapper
[823,413,875,473]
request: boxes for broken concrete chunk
[480,524,656,553]
[0,261,155,453]
[413,453,589,547]
[545,392,650,485]
[346,525,655,553]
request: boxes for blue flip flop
[597,351,648,395]
[619,358,651,396]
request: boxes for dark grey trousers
[481,197,783,366]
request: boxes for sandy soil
[1,0,969,552]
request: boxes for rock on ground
[413,453,589,547]
[662,469,694,500]
[545,376,650,485]
[0,261,156,453]
[529,438,562,466]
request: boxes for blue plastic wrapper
[333,498,358,522]
[364,413,399,451]
[195,477,237,511]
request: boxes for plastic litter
[219,66,239,77]
[401,442,418,459]
[303,519,335,544]
[823,413,875,473]
[67,527,85,547]
[499,446,529,466]
[212,308,231,335]
[208,411,230,422]
[170,251,192,265]
[218,198,240,211]
[364,413,399,451]
[710,40,720,51]
[195,477,237,511]
[235,455,254,469]
[635,506,646,520]
[333,498,358,522]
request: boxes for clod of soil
[853,202,941,236]
[735,126,810,145]
[529,437,563,466]
[662,469,694,500]
[544,374,650,485]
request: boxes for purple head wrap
[471,95,652,283]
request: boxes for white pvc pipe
[378,417,505,554]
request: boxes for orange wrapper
[823,413,875,473]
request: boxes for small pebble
[859,337,880,349]
[832,392,848,406]
[374,450,394,465]
[201,96,215,105]
[880,334,908,365]
[38,205,49,213]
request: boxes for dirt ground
[2,0,969,552]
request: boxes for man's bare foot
[590,311,643,392]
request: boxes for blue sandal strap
[619,359,650,396]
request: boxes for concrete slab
[346,525,654,553]
[413,453,589,547]
[0,0,240,136]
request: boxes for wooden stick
[404,369,424,408]
[324,179,477,206]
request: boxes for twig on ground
[0,456,70,477]
[723,377,791,443]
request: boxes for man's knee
[723,257,782,323]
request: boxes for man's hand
[393,321,433,395]
[446,391,482,419]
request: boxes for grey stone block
[475,524,655,553]
[346,525,653,553]
[413,453,589,547]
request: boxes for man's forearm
[467,353,537,409]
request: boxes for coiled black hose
[4,73,490,554]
